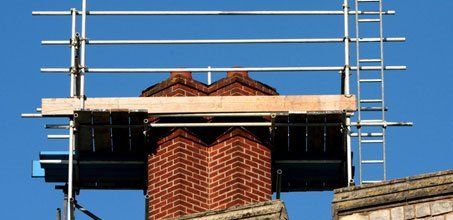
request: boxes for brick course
[143,71,276,219]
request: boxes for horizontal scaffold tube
[350,122,413,127]
[48,134,70,139]
[41,37,406,45]
[21,113,43,118]
[147,121,412,128]
[151,112,286,117]
[32,10,396,16]
[40,160,144,165]
[41,66,407,73]
[42,121,412,129]
[149,122,341,128]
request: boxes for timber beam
[41,95,356,117]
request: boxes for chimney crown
[227,70,249,78]
[170,70,192,79]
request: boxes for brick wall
[143,71,277,219]
[209,128,272,210]
[147,129,209,219]
[332,170,453,220]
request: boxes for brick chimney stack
[142,70,278,220]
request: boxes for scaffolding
[24,1,412,219]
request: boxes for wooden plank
[41,95,356,116]
[75,111,93,152]
[92,111,112,153]
[110,111,130,153]
[287,114,305,153]
[129,111,147,154]
[307,115,324,153]
[326,114,343,154]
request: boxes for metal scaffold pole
[67,120,75,220]
[207,66,212,85]
[79,0,87,109]
[354,0,363,185]
[32,10,396,16]
[41,37,406,45]
[378,0,387,182]
[343,0,354,186]
[40,65,406,73]
[70,8,77,98]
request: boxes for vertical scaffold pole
[67,120,75,220]
[354,0,363,184]
[343,1,351,94]
[70,8,77,98]
[343,0,353,186]
[57,208,61,220]
[63,193,68,220]
[145,194,150,220]
[207,66,212,85]
[80,0,87,108]
[378,0,387,182]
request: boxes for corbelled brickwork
[209,71,278,96]
[141,70,277,97]
[143,71,277,220]
[141,71,209,97]
[332,170,453,220]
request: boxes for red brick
[145,73,274,219]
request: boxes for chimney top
[170,70,192,79]
[227,68,249,78]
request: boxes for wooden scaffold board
[41,95,356,116]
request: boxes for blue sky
[0,1,452,219]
